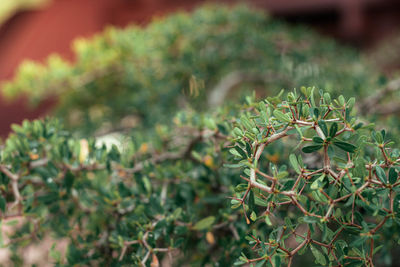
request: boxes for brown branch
[0,165,21,206]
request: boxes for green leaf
[204,118,216,130]
[372,131,384,144]
[254,196,269,207]
[250,211,257,221]
[333,140,357,153]
[143,176,152,193]
[234,146,248,159]
[0,195,5,213]
[302,144,323,153]
[193,216,215,231]
[310,245,327,265]
[353,122,364,130]
[231,201,241,209]
[310,87,316,107]
[245,142,252,158]
[389,168,398,184]
[313,136,324,144]
[223,163,243,168]
[310,174,326,190]
[272,256,281,267]
[258,101,267,112]
[233,127,243,137]
[318,120,328,136]
[373,245,383,256]
[313,108,320,119]
[240,115,253,130]
[303,216,319,224]
[375,166,387,184]
[265,215,272,226]
[255,259,266,267]
[338,95,345,106]
[248,190,255,211]
[229,148,242,158]
[329,122,338,138]
[347,97,355,110]
[289,154,301,174]
[235,184,248,193]
[323,92,331,104]
[277,171,288,179]
[273,110,292,123]
[301,86,308,96]
[63,171,74,193]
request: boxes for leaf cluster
[229,88,400,266]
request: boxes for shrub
[1,88,399,266]
[1,115,245,266]
[228,88,400,266]
[2,4,382,135]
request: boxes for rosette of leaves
[228,87,400,266]
[2,4,381,135]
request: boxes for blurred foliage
[0,0,50,26]
[367,32,400,75]
[2,4,382,135]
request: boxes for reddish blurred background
[0,0,399,136]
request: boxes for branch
[125,129,221,174]
[0,165,21,206]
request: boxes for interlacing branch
[231,94,400,266]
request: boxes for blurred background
[0,0,400,136]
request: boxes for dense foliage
[0,89,399,266]
[228,88,400,266]
[2,4,381,135]
[1,110,247,266]
[2,3,400,266]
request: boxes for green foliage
[1,3,400,266]
[229,89,400,266]
[1,88,400,266]
[0,114,248,266]
[2,4,381,135]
